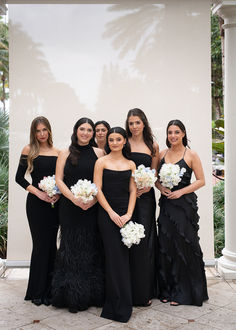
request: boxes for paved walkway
[0,267,236,329]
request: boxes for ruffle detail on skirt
[51,225,104,310]
[157,193,208,306]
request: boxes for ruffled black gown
[157,157,208,306]
[15,155,59,302]
[51,145,104,311]
[129,152,158,305]
[98,169,132,323]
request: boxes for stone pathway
[1,267,236,329]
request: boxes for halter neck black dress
[157,156,208,306]
[15,155,59,302]
[98,169,132,323]
[51,144,104,311]
[129,152,158,305]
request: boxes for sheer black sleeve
[15,155,31,190]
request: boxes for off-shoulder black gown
[15,155,59,302]
[129,152,158,305]
[98,169,132,323]
[158,157,208,306]
[51,144,104,311]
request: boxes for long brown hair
[125,108,156,156]
[27,116,53,173]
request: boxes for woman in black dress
[15,116,60,306]
[125,108,159,306]
[94,120,110,151]
[51,117,104,313]
[156,119,208,306]
[94,127,136,323]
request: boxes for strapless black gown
[98,169,132,323]
[51,145,104,311]
[15,155,59,302]
[157,157,208,306]
[129,152,158,305]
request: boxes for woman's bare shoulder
[21,145,30,155]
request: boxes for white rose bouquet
[132,164,157,189]
[120,221,145,248]
[38,175,60,207]
[159,163,186,189]
[70,179,98,204]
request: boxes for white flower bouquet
[70,179,98,204]
[159,163,186,189]
[38,175,60,207]
[132,164,157,189]
[120,221,145,248]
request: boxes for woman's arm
[120,161,137,226]
[155,148,171,196]
[15,146,53,203]
[94,158,123,227]
[151,141,159,172]
[137,142,160,197]
[168,150,205,199]
[55,149,90,210]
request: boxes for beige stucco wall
[7,0,214,264]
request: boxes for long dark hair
[125,108,156,156]
[68,117,96,165]
[105,127,131,159]
[94,120,110,146]
[166,119,189,148]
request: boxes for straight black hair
[105,127,131,159]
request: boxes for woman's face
[108,132,126,152]
[35,123,49,144]
[167,125,185,146]
[128,115,145,137]
[95,124,108,142]
[77,123,93,145]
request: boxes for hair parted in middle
[125,108,156,156]
[68,117,96,165]
[26,116,53,173]
[105,126,131,159]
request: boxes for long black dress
[98,169,132,323]
[15,155,59,302]
[157,157,209,306]
[51,144,104,311]
[129,152,158,305]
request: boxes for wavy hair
[125,108,156,156]
[27,116,53,173]
[166,119,190,148]
[68,117,96,165]
[105,127,131,159]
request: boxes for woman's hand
[159,186,171,196]
[167,190,184,199]
[120,213,131,226]
[36,190,54,203]
[108,210,123,228]
[72,196,97,210]
[51,193,60,204]
[137,187,151,197]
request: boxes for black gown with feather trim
[51,144,104,311]
[157,157,208,306]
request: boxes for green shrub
[213,180,224,258]
[0,110,8,259]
